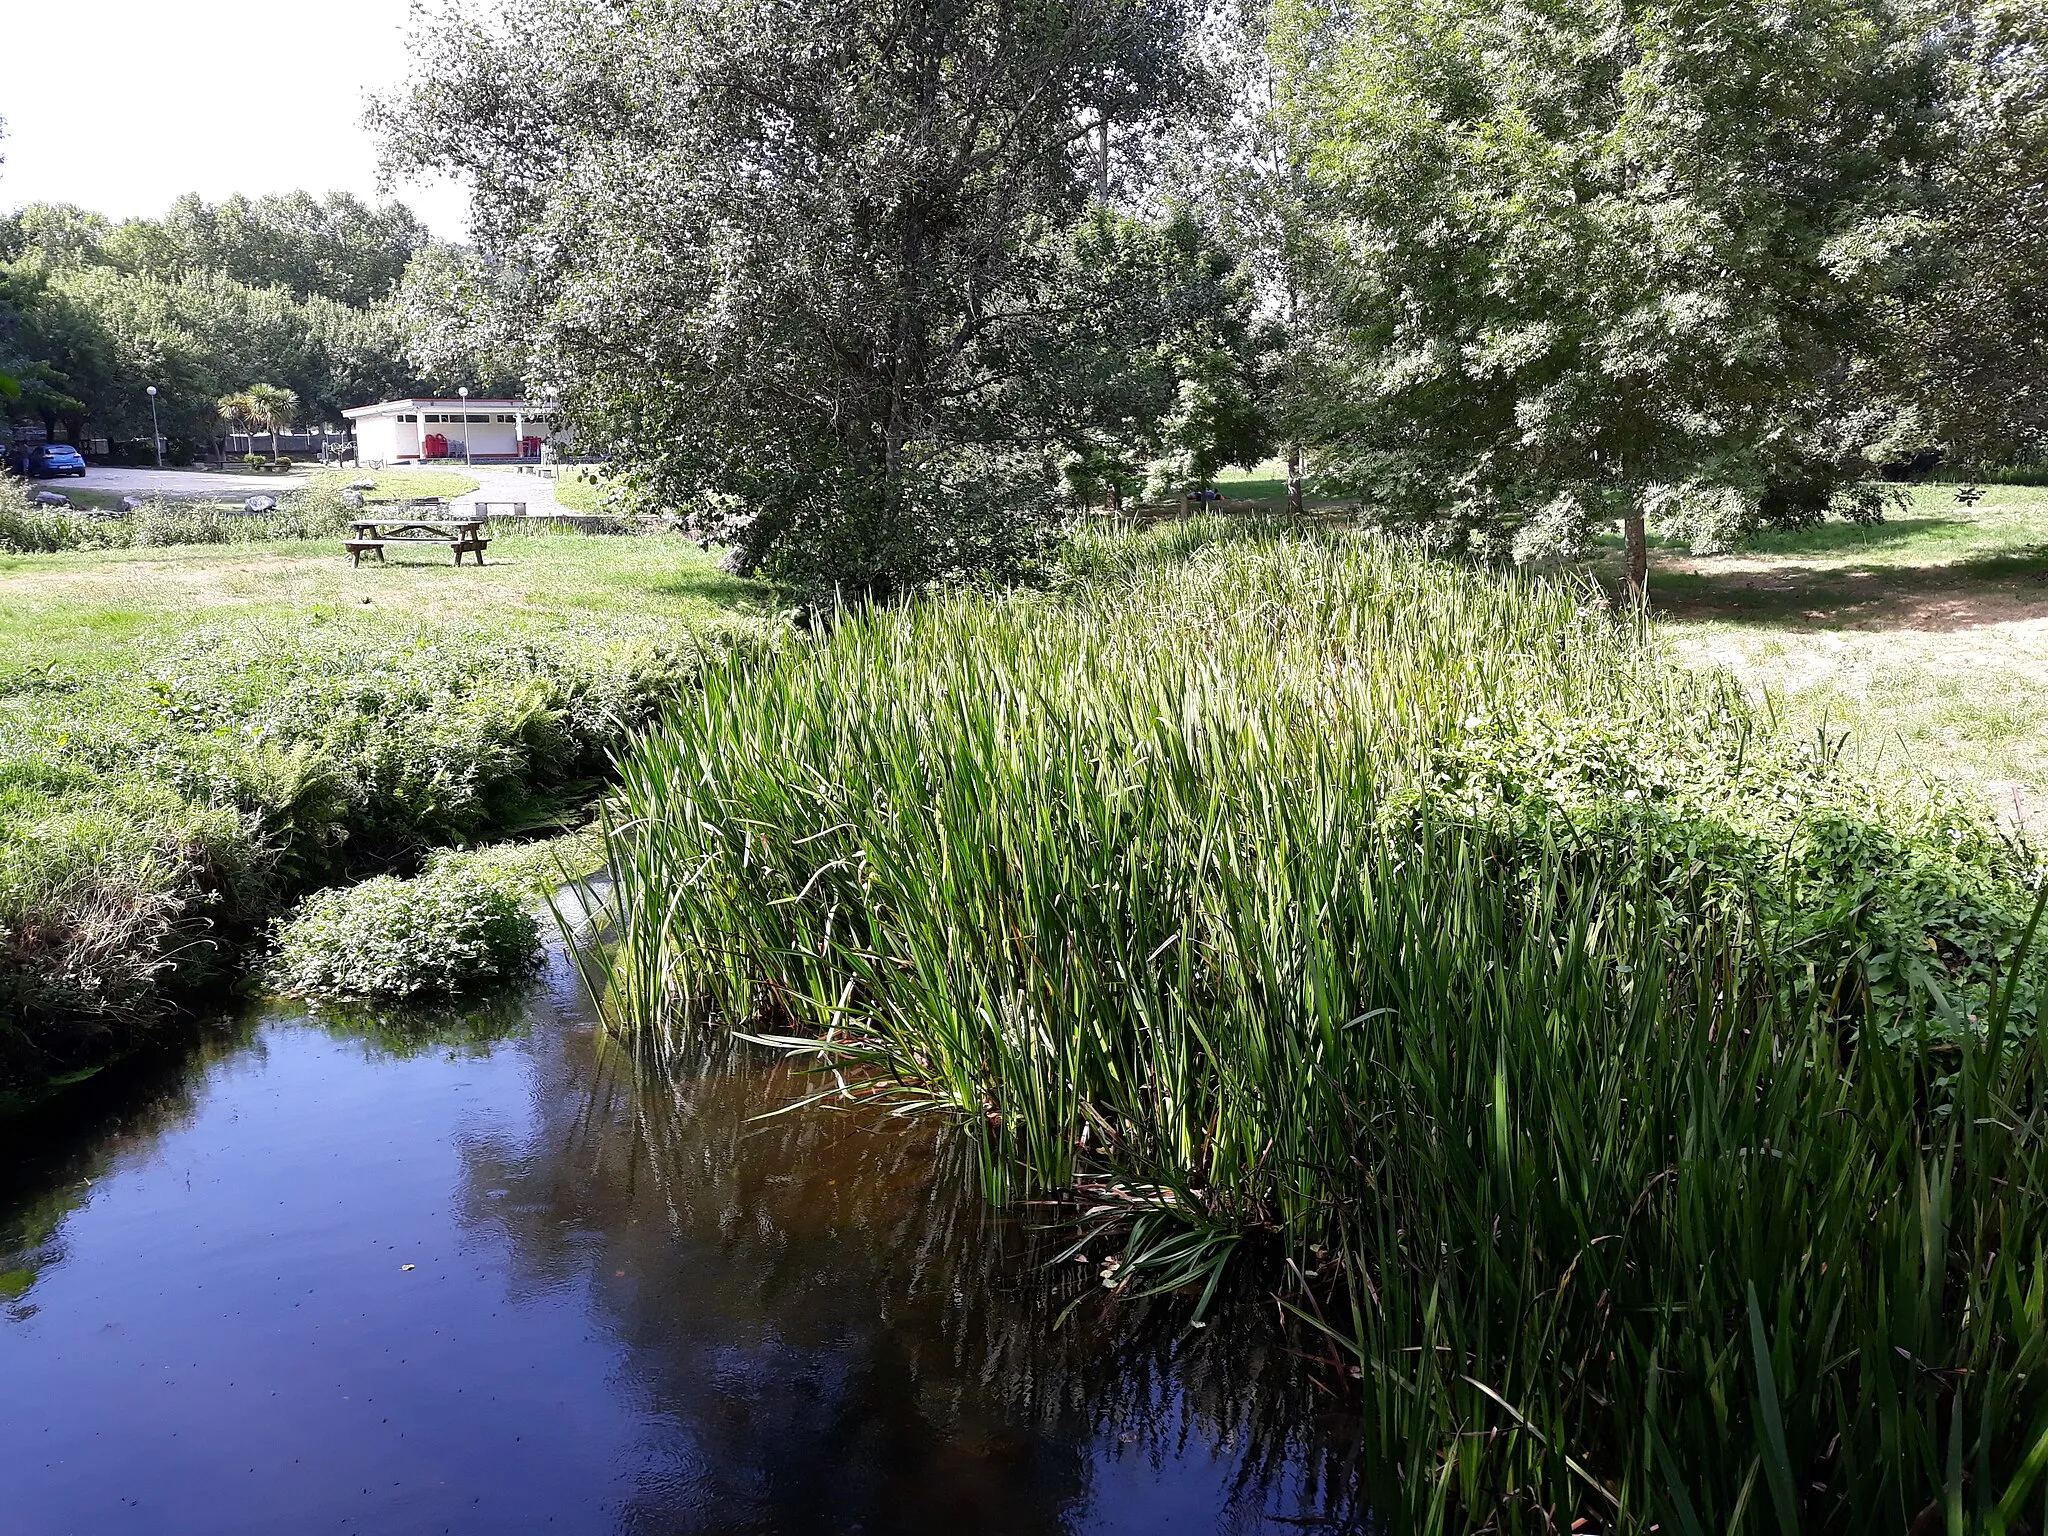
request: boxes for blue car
[10,443,88,478]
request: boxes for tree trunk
[1286,444,1304,517]
[1095,115,1110,199]
[1624,506,1649,605]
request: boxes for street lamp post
[146,386,162,468]
[458,387,472,468]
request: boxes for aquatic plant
[594,526,2048,1529]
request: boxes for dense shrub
[269,867,540,999]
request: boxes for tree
[1037,208,1277,508]
[245,383,299,460]
[1275,0,1944,598]
[388,243,528,398]
[377,0,1204,594]
[1881,0,2048,468]
[98,191,431,309]
[216,390,258,460]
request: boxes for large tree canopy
[1273,0,1949,592]
[370,0,2047,592]
[0,191,480,448]
[378,0,1269,592]
[1883,0,2048,466]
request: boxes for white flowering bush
[268,867,540,1000]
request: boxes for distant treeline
[0,191,507,454]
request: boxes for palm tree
[244,384,299,462]
[216,390,259,462]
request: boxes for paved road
[455,467,570,518]
[67,465,312,496]
[46,462,574,514]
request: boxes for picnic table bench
[345,502,491,566]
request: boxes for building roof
[343,397,546,418]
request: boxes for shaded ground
[1646,484,2048,834]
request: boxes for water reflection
[0,948,1361,1533]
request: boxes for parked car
[9,443,89,478]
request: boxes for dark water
[1,945,1361,1534]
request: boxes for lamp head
[147,386,157,397]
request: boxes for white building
[343,397,563,467]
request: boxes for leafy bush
[244,453,262,470]
[269,867,540,999]
[0,607,771,1098]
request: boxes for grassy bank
[1649,483,2048,831]
[594,524,2048,1530]
[0,522,771,1105]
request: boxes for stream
[1,940,1363,1533]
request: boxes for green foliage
[1881,0,2048,465]
[268,867,541,1000]
[0,190,441,447]
[4,191,431,309]
[0,477,353,553]
[0,594,769,1097]
[1049,209,1277,506]
[594,526,2048,1527]
[376,0,1215,595]
[1272,0,1951,563]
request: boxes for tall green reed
[595,529,2048,1529]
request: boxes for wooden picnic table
[346,515,491,567]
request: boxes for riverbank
[0,527,773,1107]
[597,522,2048,1529]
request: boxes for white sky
[0,0,470,239]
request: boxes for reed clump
[596,526,2048,1530]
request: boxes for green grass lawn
[1648,483,2048,829]
[1212,460,1291,501]
[552,467,615,514]
[306,467,480,502]
[0,530,764,676]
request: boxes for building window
[467,414,489,423]
[398,414,418,423]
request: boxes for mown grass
[592,522,2048,1531]
[0,519,773,1105]
[1648,484,2048,830]
[305,467,480,503]
[551,467,616,514]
